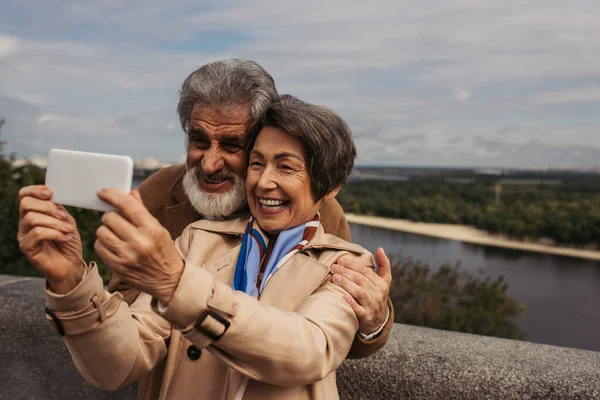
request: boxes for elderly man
[19,93,392,400]
[17,60,393,399]
[107,59,393,357]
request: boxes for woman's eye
[280,165,293,171]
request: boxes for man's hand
[94,188,184,304]
[331,248,392,335]
[17,185,84,294]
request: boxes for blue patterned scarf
[232,214,320,298]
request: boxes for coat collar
[189,214,365,256]
[188,215,251,237]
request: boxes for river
[349,223,600,352]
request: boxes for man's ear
[322,186,341,201]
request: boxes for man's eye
[190,139,209,149]
[250,161,263,167]
[223,143,243,152]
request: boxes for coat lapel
[189,221,365,312]
[257,224,370,310]
[258,253,330,311]
[203,246,242,286]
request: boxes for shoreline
[345,214,600,261]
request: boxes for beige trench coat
[45,216,376,400]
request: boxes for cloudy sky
[1,0,599,168]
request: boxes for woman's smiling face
[246,126,330,235]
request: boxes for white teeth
[259,198,284,206]
[261,204,284,211]
[259,198,286,211]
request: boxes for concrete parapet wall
[1,275,599,399]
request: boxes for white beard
[182,167,247,220]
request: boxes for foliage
[0,165,112,282]
[0,120,112,282]
[338,178,600,247]
[390,257,526,339]
[0,122,526,339]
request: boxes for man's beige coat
[45,216,377,399]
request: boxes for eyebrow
[275,152,303,162]
[188,128,245,142]
[218,132,246,142]
[250,149,303,162]
[187,128,207,138]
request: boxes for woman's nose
[257,166,277,190]
[200,147,224,175]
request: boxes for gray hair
[177,59,279,132]
[247,95,357,200]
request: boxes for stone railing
[1,275,599,400]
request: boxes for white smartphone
[45,149,134,212]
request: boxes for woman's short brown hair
[246,95,357,200]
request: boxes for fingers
[94,238,122,269]
[101,211,137,241]
[55,203,75,222]
[130,189,143,204]
[19,226,70,253]
[18,185,52,200]
[20,196,68,220]
[331,269,371,306]
[97,188,148,227]
[332,262,375,292]
[375,247,392,286]
[337,255,374,275]
[333,252,391,334]
[342,292,368,321]
[96,225,124,256]
[336,254,384,290]
[20,211,75,236]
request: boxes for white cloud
[531,87,600,104]
[0,35,20,60]
[0,0,599,167]
[474,147,500,158]
[37,114,68,127]
[453,89,471,101]
[17,92,52,105]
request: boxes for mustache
[193,167,236,184]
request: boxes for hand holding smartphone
[45,149,134,212]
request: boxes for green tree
[0,120,111,282]
[338,178,600,247]
[390,257,526,340]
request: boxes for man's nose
[201,147,224,175]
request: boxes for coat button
[187,345,201,361]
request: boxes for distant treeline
[0,125,525,339]
[0,166,525,340]
[338,176,600,247]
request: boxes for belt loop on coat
[91,294,107,322]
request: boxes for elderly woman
[18,96,384,400]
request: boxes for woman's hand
[94,188,184,304]
[331,248,392,335]
[17,185,84,294]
